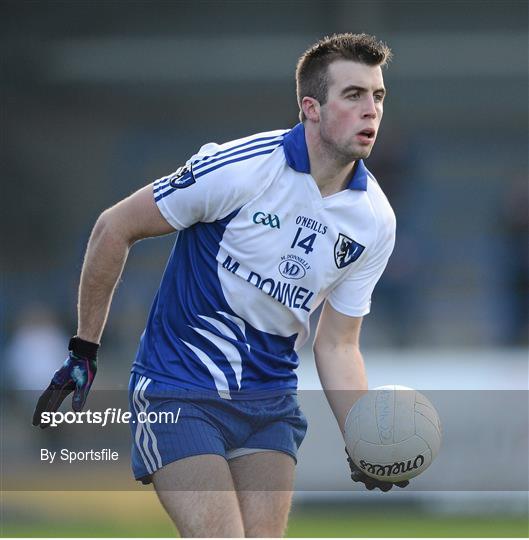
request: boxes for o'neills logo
[359,454,425,477]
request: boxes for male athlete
[34,33,407,537]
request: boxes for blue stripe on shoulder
[194,144,282,179]
[193,138,284,174]
[154,144,281,202]
[193,133,286,169]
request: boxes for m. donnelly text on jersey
[222,254,314,312]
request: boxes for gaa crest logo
[334,233,365,269]
[168,164,195,189]
[252,212,281,229]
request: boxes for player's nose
[361,96,377,118]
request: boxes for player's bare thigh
[153,454,244,538]
[229,450,296,538]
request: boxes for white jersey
[132,123,395,397]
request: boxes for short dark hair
[296,33,392,121]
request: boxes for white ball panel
[392,389,417,442]
[357,391,382,444]
[415,402,442,434]
[414,411,442,460]
[415,402,442,435]
[353,435,430,464]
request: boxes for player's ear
[301,96,320,122]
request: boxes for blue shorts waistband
[131,368,298,400]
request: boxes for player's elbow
[92,207,137,248]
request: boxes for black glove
[32,336,99,428]
[346,448,409,492]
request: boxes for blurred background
[1,0,528,537]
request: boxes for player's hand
[345,448,409,492]
[32,337,99,428]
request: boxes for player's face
[318,60,385,161]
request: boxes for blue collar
[283,122,368,191]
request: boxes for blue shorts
[128,372,308,484]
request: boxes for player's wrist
[68,336,99,361]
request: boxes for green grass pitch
[2,509,528,537]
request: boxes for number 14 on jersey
[290,227,317,255]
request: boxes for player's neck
[305,124,356,198]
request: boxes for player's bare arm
[313,301,367,432]
[314,302,412,492]
[77,185,174,343]
[32,185,174,423]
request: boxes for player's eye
[374,93,385,103]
